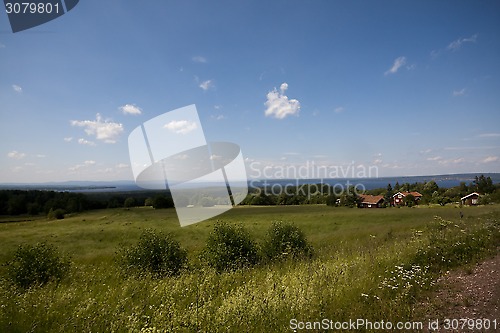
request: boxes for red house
[392,191,422,206]
[461,192,480,206]
[358,194,385,208]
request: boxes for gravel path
[417,253,500,332]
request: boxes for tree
[153,195,174,209]
[459,182,469,196]
[326,194,338,206]
[384,183,393,205]
[144,197,154,206]
[339,187,360,207]
[124,197,136,208]
[423,181,439,195]
[403,194,415,207]
[474,175,495,194]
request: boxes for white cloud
[452,88,466,96]
[77,138,96,146]
[481,156,498,163]
[64,137,73,142]
[264,82,301,119]
[35,154,46,158]
[211,114,225,120]
[334,107,344,113]
[71,114,123,143]
[426,156,442,161]
[210,154,222,161]
[430,49,441,59]
[116,163,129,169]
[7,150,26,159]
[478,133,500,138]
[384,56,406,75]
[192,56,207,63]
[119,104,142,115]
[12,84,22,93]
[447,34,477,51]
[164,120,198,134]
[199,80,214,91]
[69,160,96,172]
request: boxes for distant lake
[1,173,498,192]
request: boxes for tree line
[0,190,174,217]
[0,175,498,217]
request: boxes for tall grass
[0,206,499,332]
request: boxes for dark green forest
[0,175,498,218]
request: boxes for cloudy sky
[1,0,499,183]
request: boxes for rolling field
[1,204,499,332]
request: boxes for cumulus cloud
[7,150,26,159]
[211,114,225,120]
[78,138,96,146]
[334,107,344,113]
[116,163,129,169]
[447,34,477,51]
[481,156,498,163]
[264,83,301,119]
[199,80,214,91]
[71,114,123,143]
[384,56,406,75]
[164,120,198,134]
[452,88,466,96]
[120,104,142,115]
[192,56,207,63]
[12,84,22,93]
[63,137,73,142]
[426,156,442,161]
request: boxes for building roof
[392,191,422,198]
[358,194,384,204]
[461,192,480,201]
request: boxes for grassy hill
[1,205,499,332]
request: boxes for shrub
[47,208,65,220]
[202,222,259,272]
[118,229,187,277]
[5,243,71,289]
[262,221,313,260]
[124,197,136,208]
[152,195,174,209]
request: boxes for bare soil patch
[416,252,500,332]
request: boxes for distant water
[248,173,500,191]
[1,173,498,192]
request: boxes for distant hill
[0,173,498,192]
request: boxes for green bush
[47,208,65,220]
[202,222,259,272]
[118,229,187,277]
[5,243,71,289]
[262,221,313,260]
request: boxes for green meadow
[1,204,499,332]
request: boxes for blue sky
[1,0,499,183]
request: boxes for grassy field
[1,204,499,332]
